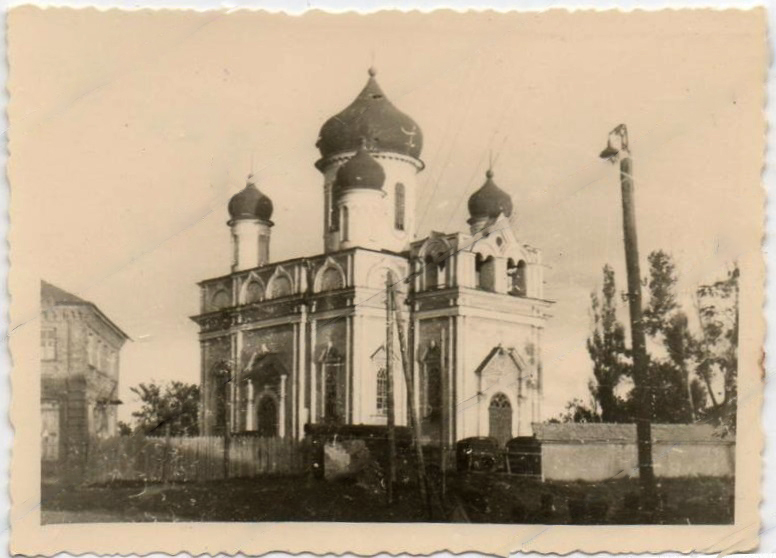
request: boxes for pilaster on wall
[292,321,299,439]
[455,315,466,441]
[230,330,242,433]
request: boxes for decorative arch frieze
[210,288,232,311]
[240,272,266,304]
[314,257,347,292]
[266,266,294,299]
[365,261,404,290]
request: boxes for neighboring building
[40,281,129,462]
[192,68,553,446]
[533,423,735,481]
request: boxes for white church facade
[192,68,553,446]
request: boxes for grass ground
[453,473,734,524]
[41,473,734,525]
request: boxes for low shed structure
[533,423,734,481]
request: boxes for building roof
[41,280,130,341]
[333,144,386,194]
[468,169,514,221]
[532,422,733,444]
[228,175,274,223]
[316,68,423,161]
[41,280,89,306]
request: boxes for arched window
[488,392,512,446]
[424,256,438,290]
[232,232,239,268]
[259,235,270,263]
[421,343,442,420]
[341,206,349,241]
[330,198,340,232]
[507,259,527,297]
[212,366,230,435]
[516,260,527,296]
[245,280,264,304]
[321,349,344,424]
[423,255,447,291]
[376,367,387,415]
[475,254,496,292]
[394,183,405,231]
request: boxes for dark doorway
[488,392,512,446]
[257,396,279,437]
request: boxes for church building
[192,68,553,446]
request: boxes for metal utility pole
[393,283,432,518]
[599,124,657,511]
[385,277,397,505]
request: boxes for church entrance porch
[240,352,289,438]
[256,394,279,438]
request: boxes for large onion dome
[228,175,274,222]
[468,170,513,221]
[316,68,423,160]
[333,143,386,194]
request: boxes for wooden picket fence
[81,435,309,484]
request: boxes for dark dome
[317,68,423,161]
[228,175,273,222]
[468,170,513,220]
[334,144,386,194]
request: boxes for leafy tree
[641,251,705,422]
[552,398,601,423]
[117,420,133,436]
[663,311,708,422]
[643,251,679,337]
[131,381,200,437]
[694,265,739,431]
[580,251,717,425]
[586,265,631,422]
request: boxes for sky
[8,7,765,422]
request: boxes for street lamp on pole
[599,124,657,513]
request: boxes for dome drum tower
[316,68,424,254]
[228,175,274,272]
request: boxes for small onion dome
[468,170,513,221]
[228,175,274,222]
[334,143,386,194]
[316,67,423,160]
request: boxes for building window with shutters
[41,327,57,361]
[395,183,405,231]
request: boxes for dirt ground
[41,473,734,525]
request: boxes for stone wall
[535,424,735,481]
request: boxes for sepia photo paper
[7,6,767,556]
